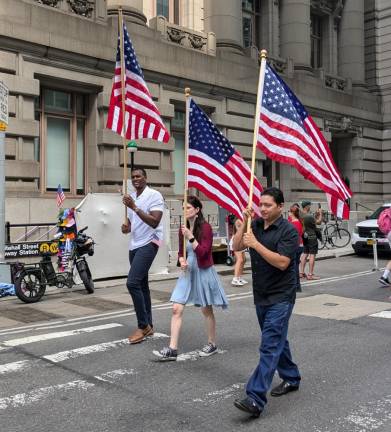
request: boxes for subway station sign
[5,241,59,258]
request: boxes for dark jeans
[246,301,301,410]
[295,246,304,291]
[127,243,158,329]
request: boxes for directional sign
[0,81,9,131]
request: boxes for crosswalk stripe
[0,323,123,350]
[369,310,391,319]
[0,333,169,376]
[0,369,135,410]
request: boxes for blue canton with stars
[189,100,235,165]
[116,23,144,79]
[262,64,308,128]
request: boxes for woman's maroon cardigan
[178,222,214,269]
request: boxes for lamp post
[126,140,138,172]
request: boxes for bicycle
[318,218,351,249]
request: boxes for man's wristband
[134,207,140,214]
[189,237,195,243]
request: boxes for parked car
[352,203,391,255]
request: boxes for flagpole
[119,7,128,224]
[247,49,268,232]
[183,87,191,259]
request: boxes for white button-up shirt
[127,186,164,250]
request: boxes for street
[0,255,391,432]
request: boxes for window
[36,89,87,195]
[157,0,169,20]
[156,0,180,24]
[242,0,260,49]
[311,14,322,69]
[243,15,253,48]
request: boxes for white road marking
[0,323,123,350]
[369,310,391,319]
[44,339,129,363]
[0,368,136,410]
[187,383,245,404]
[315,394,391,431]
[95,368,136,383]
[0,333,169,376]
[0,380,94,410]
[0,360,31,375]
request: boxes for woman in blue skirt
[153,196,228,361]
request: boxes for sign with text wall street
[5,241,59,259]
[0,81,8,131]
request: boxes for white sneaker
[239,278,248,285]
[231,278,244,286]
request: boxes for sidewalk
[0,244,355,302]
[0,244,356,329]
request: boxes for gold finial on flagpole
[260,49,268,59]
[185,87,191,96]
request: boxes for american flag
[56,184,66,208]
[106,20,170,143]
[188,99,262,220]
[256,64,352,219]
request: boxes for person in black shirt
[232,187,301,418]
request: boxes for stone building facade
[0,0,390,227]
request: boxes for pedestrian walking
[288,204,304,292]
[232,187,301,418]
[153,195,228,361]
[378,231,391,298]
[299,200,322,280]
[231,218,248,286]
[121,168,164,344]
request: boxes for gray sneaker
[199,343,217,357]
[152,347,178,362]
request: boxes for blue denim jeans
[127,243,158,329]
[246,301,301,410]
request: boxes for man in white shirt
[121,168,164,344]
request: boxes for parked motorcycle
[13,226,95,303]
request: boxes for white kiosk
[76,193,170,280]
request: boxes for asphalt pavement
[0,254,391,432]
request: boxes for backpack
[377,207,391,234]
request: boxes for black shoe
[379,276,390,287]
[233,397,262,418]
[270,381,299,397]
[152,347,178,362]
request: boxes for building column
[203,0,243,54]
[107,0,147,25]
[338,0,365,86]
[280,0,311,72]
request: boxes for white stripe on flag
[157,128,165,142]
[257,134,340,193]
[139,118,145,137]
[112,106,120,132]
[147,123,156,138]
[131,114,136,139]
[188,175,242,216]
[305,118,351,199]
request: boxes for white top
[127,186,164,250]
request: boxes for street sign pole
[0,128,5,263]
[0,81,9,269]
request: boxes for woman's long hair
[289,204,301,222]
[186,195,206,241]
